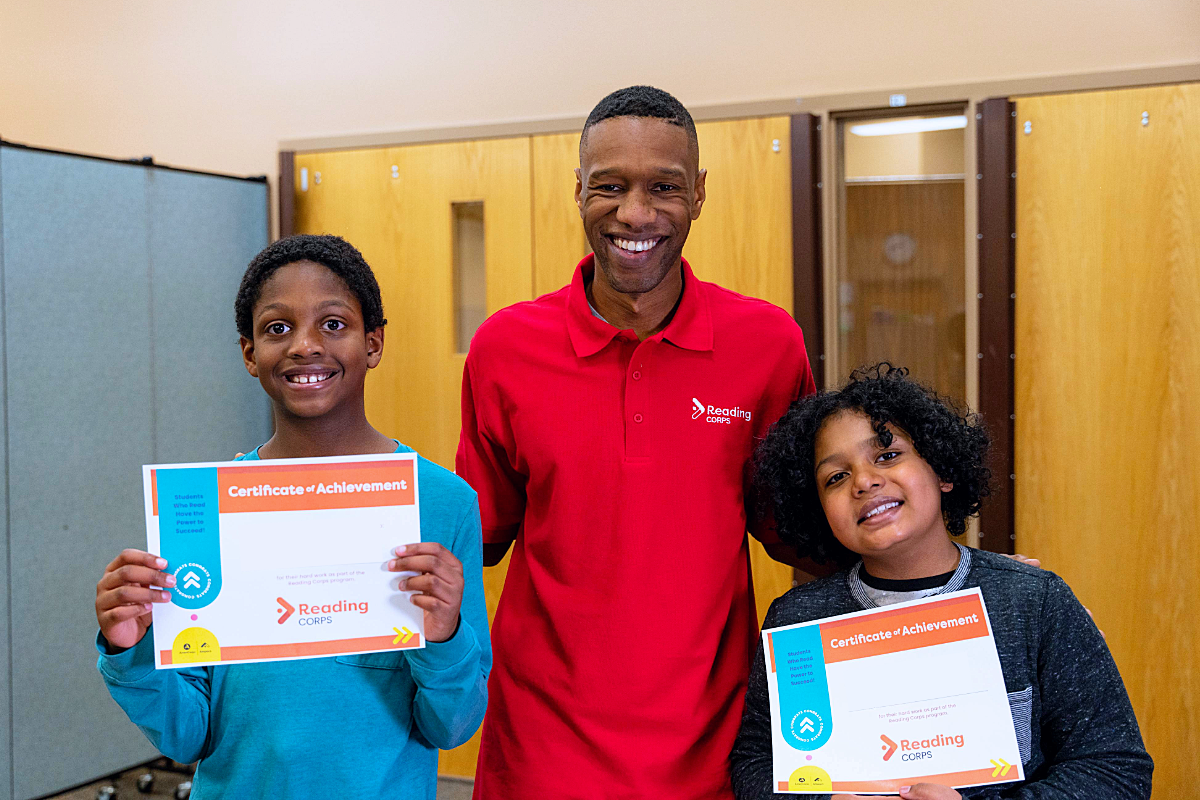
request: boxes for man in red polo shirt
[457,86,816,799]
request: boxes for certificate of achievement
[763,588,1024,794]
[143,453,425,669]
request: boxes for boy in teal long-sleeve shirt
[94,235,490,799]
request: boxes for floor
[43,760,474,800]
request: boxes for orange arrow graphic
[277,597,295,624]
[880,735,898,761]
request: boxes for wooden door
[529,116,799,626]
[1014,83,1199,797]
[294,138,533,777]
[295,139,533,468]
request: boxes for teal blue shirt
[97,443,490,800]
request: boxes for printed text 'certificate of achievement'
[143,453,425,669]
[763,588,1023,793]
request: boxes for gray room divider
[0,142,271,800]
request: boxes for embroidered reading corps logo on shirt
[692,397,752,425]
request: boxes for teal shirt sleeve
[404,497,491,749]
[95,632,213,764]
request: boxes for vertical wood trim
[791,113,824,587]
[790,113,824,388]
[975,98,1016,555]
[278,150,295,240]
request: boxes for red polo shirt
[457,255,815,799]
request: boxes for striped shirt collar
[847,543,973,609]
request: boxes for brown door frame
[278,150,296,240]
[974,98,1017,554]
[790,113,824,389]
[800,102,1016,556]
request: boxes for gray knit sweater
[730,547,1152,798]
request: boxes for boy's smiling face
[240,260,383,421]
[814,410,955,572]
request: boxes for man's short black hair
[753,364,992,566]
[580,85,698,155]
[235,234,386,340]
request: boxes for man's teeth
[287,373,332,384]
[865,501,900,519]
[614,237,660,253]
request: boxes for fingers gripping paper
[144,454,425,669]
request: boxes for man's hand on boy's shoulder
[1005,552,1041,568]
[1000,551,1103,635]
[95,549,175,651]
[388,543,464,643]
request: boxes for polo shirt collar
[566,254,714,357]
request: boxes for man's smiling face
[575,116,706,296]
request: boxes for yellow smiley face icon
[172,627,220,664]
[788,765,832,791]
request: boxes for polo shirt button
[634,413,644,423]
[632,371,641,380]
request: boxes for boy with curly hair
[731,365,1151,799]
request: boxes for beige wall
[2,0,1197,194]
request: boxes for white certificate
[763,588,1024,794]
[143,453,425,669]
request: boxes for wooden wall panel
[684,116,794,308]
[1015,83,1199,798]
[372,136,534,467]
[296,140,533,471]
[531,132,588,296]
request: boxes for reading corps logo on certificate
[692,397,753,425]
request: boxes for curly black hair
[580,85,698,157]
[754,364,992,565]
[234,234,386,339]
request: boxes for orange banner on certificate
[150,460,415,515]
[820,593,989,664]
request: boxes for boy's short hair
[754,364,992,564]
[235,234,386,339]
[580,85,699,156]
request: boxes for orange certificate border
[160,633,422,665]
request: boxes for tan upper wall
[2,0,1197,189]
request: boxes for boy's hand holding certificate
[763,589,1023,794]
[143,453,426,668]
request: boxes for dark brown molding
[790,113,825,589]
[790,113,824,388]
[975,98,1016,555]
[278,150,296,240]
